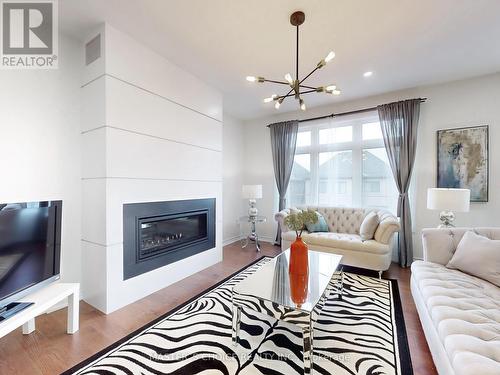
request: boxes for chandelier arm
[299,84,317,90]
[263,79,291,85]
[299,66,319,85]
[277,89,317,100]
[300,89,318,95]
[282,87,294,98]
[277,92,296,100]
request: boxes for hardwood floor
[0,242,437,375]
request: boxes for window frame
[288,111,394,210]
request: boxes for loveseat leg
[378,271,383,279]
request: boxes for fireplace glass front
[138,212,208,260]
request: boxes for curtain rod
[266,98,427,126]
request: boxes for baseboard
[223,235,275,247]
[222,235,240,246]
[259,236,275,244]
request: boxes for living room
[0,1,498,374]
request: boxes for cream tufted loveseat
[275,206,400,275]
[411,228,500,375]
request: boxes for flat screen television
[0,201,62,310]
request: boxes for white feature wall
[81,24,223,313]
[222,113,245,244]
[242,72,500,260]
[0,34,83,286]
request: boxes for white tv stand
[0,282,79,338]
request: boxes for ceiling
[60,0,500,120]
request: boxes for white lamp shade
[242,185,262,199]
[427,188,470,212]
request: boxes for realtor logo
[1,0,58,68]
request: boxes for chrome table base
[232,269,344,374]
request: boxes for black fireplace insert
[123,198,215,280]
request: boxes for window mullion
[352,123,363,207]
[311,127,319,205]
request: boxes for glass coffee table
[232,249,343,374]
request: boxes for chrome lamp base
[438,210,455,228]
[248,199,258,218]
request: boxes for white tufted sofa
[411,228,500,375]
[275,206,400,274]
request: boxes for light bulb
[332,89,341,95]
[275,98,283,109]
[363,71,373,77]
[246,76,264,83]
[263,94,277,103]
[300,99,306,111]
[325,51,335,63]
[325,84,337,92]
[317,51,335,69]
[285,73,293,84]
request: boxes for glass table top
[233,249,342,313]
[238,215,267,223]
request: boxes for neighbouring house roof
[291,151,389,180]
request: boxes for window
[319,126,352,144]
[296,131,311,147]
[318,151,353,207]
[362,122,383,140]
[288,154,311,206]
[364,180,381,193]
[286,113,398,214]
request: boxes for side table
[239,215,267,252]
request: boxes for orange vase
[289,236,309,307]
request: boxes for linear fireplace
[123,198,215,280]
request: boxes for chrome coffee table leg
[232,304,241,345]
[339,268,344,300]
[303,322,313,374]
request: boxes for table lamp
[427,188,470,228]
[242,185,262,218]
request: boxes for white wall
[243,72,500,259]
[81,24,223,313]
[0,35,83,284]
[222,113,245,244]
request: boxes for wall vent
[85,34,101,66]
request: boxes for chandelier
[246,11,340,111]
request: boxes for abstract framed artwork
[437,125,489,202]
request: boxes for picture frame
[437,125,489,202]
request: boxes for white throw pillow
[446,231,500,287]
[360,212,379,240]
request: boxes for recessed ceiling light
[363,71,373,77]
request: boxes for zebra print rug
[64,257,412,375]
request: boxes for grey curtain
[269,120,299,244]
[377,99,421,267]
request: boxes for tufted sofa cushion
[313,206,365,234]
[282,231,390,255]
[411,260,500,375]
